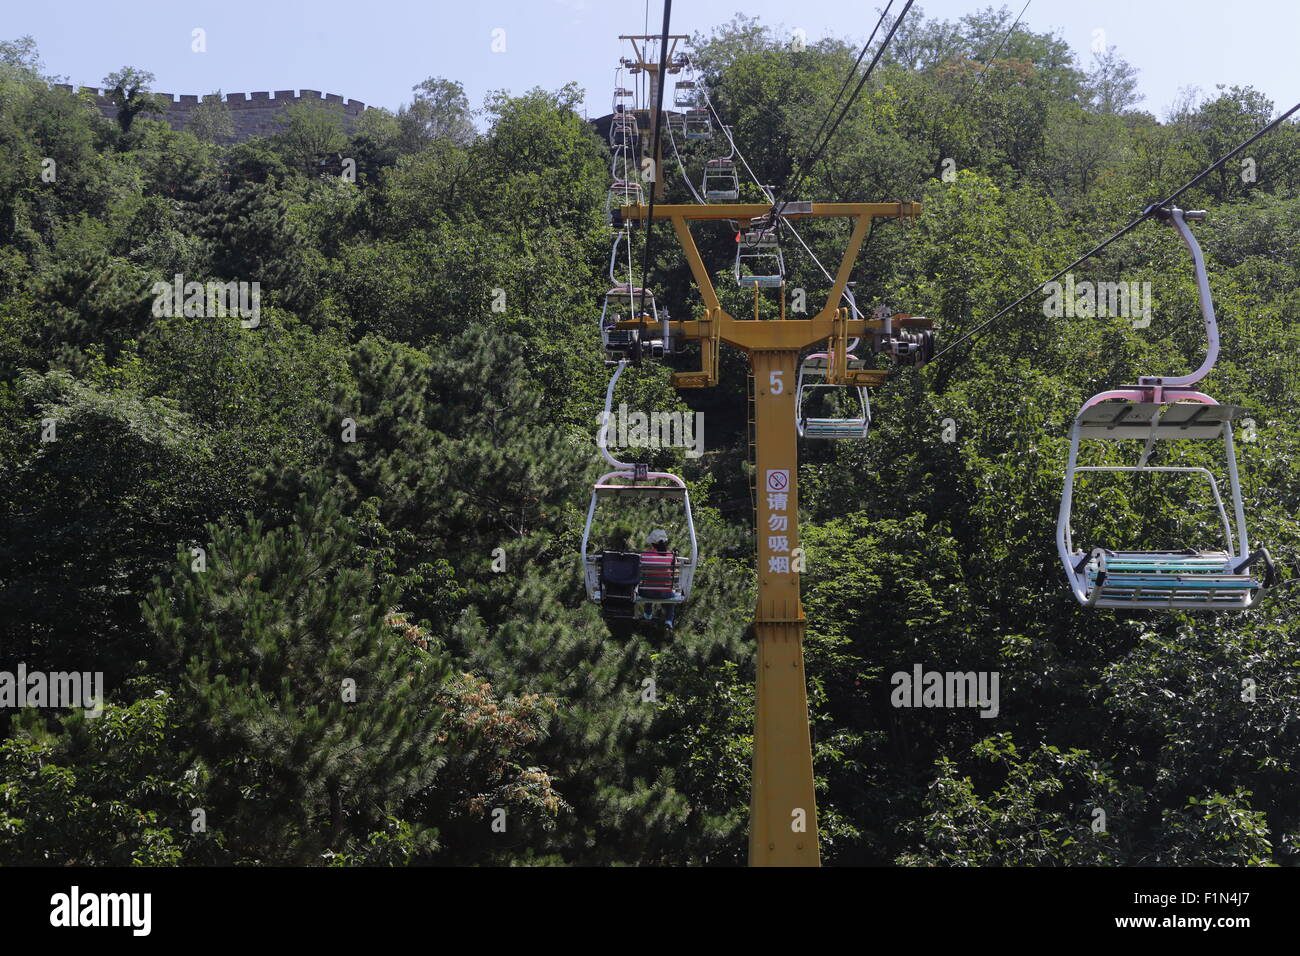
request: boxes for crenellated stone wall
[55,85,371,142]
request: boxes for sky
[6,0,1298,124]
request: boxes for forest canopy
[1,6,1299,866]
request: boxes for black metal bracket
[1233,547,1278,587]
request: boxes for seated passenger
[639,529,677,627]
[639,529,677,598]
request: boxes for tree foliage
[2,11,1300,866]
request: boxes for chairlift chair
[1056,206,1275,610]
[684,108,712,140]
[796,352,871,439]
[734,226,785,289]
[609,113,639,150]
[606,180,643,220]
[674,79,698,109]
[599,284,666,363]
[702,157,739,200]
[581,471,699,617]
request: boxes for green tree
[101,66,163,133]
[276,100,347,174]
[1084,46,1141,114]
[0,680,204,866]
[187,91,235,143]
[398,76,475,151]
[0,370,212,686]
[142,484,453,864]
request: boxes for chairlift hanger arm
[614,201,922,354]
[1136,207,1219,390]
[613,313,932,349]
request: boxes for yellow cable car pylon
[616,200,930,865]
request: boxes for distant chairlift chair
[702,157,739,201]
[606,181,644,225]
[684,107,712,141]
[599,283,667,364]
[796,351,871,439]
[1056,206,1275,610]
[609,112,639,150]
[734,224,785,289]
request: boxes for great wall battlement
[54,85,371,142]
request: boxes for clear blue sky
[7,0,1297,122]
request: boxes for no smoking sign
[766,469,790,493]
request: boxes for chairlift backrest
[602,552,641,587]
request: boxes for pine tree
[142,482,451,864]
[261,328,755,862]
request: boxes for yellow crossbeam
[612,314,932,351]
[619,202,922,367]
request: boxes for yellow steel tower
[616,201,930,865]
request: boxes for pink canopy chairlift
[1057,207,1275,610]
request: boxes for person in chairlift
[640,528,676,626]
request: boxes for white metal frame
[702,157,739,201]
[1056,400,1263,609]
[684,107,712,140]
[734,227,785,288]
[795,352,870,439]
